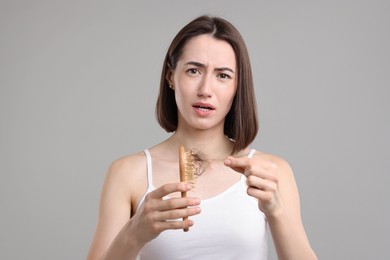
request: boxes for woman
[87,15,317,260]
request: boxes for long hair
[156,15,258,154]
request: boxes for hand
[224,155,281,216]
[128,182,201,244]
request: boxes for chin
[178,115,225,132]
[190,121,224,132]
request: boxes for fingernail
[224,159,231,165]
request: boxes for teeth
[197,107,210,111]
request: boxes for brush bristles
[179,145,197,232]
[179,146,197,189]
[183,150,197,189]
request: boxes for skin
[87,34,317,260]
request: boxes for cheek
[173,86,190,111]
[174,85,188,102]
[175,77,198,103]
[227,96,235,111]
[173,76,188,96]
[225,87,237,105]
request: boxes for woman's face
[169,34,237,133]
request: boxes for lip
[192,102,216,110]
[192,102,215,116]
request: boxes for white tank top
[137,149,268,260]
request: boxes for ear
[165,65,174,88]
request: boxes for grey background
[1,0,389,259]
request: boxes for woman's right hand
[128,182,201,245]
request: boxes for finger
[247,186,273,202]
[246,167,279,183]
[153,219,195,233]
[158,197,201,211]
[149,182,191,199]
[224,156,250,173]
[156,206,201,221]
[246,175,277,192]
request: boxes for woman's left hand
[225,153,317,259]
[224,155,282,217]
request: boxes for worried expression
[168,34,237,132]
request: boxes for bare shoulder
[107,151,147,181]
[87,152,148,260]
[103,151,148,207]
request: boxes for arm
[225,153,317,260]
[86,158,139,260]
[87,155,201,260]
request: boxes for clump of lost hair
[189,149,209,177]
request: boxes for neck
[169,127,234,160]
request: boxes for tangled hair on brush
[189,149,209,177]
[156,15,259,155]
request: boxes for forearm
[267,209,317,260]
[100,221,145,260]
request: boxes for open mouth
[193,101,216,111]
[193,105,214,111]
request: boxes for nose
[197,75,212,98]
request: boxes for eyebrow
[185,61,235,74]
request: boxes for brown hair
[156,15,258,154]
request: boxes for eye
[186,68,200,75]
[218,73,231,80]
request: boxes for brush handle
[179,145,189,232]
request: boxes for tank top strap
[136,149,155,211]
[248,148,256,158]
[143,149,153,188]
[240,148,256,183]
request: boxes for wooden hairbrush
[179,145,197,232]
